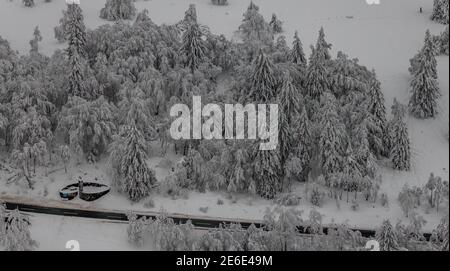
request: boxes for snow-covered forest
[0,0,449,251]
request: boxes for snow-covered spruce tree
[367,72,387,157]
[376,220,399,251]
[247,49,277,103]
[66,3,86,57]
[314,27,332,62]
[109,125,157,202]
[252,143,282,200]
[279,73,302,124]
[290,31,307,69]
[409,30,441,119]
[2,209,37,251]
[23,0,35,7]
[319,93,346,181]
[305,46,330,100]
[183,4,198,25]
[431,0,449,25]
[390,107,411,171]
[211,0,228,6]
[269,14,283,34]
[181,21,206,72]
[293,106,313,182]
[29,26,42,55]
[439,26,449,55]
[65,3,90,99]
[100,0,137,21]
[238,2,273,46]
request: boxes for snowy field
[27,213,143,251]
[0,0,448,233]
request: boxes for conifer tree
[110,125,157,202]
[293,107,313,182]
[314,27,332,62]
[279,74,301,124]
[390,108,411,171]
[409,30,441,119]
[367,73,387,156]
[305,46,329,100]
[269,14,283,33]
[100,0,136,21]
[319,94,346,179]
[181,21,206,72]
[238,2,273,45]
[290,31,307,68]
[29,26,42,54]
[66,2,88,98]
[248,50,277,102]
[253,144,282,200]
[376,220,399,251]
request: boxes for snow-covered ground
[0,0,448,232]
[27,213,144,251]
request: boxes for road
[2,199,433,240]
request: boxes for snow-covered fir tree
[376,220,399,251]
[29,26,42,54]
[269,13,283,34]
[100,0,137,21]
[252,143,282,199]
[305,45,329,100]
[367,72,387,156]
[238,2,273,46]
[290,31,307,68]
[314,27,332,62]
[65,3,90,98]
[109,125,157,202]
[390,106,411,171]
[1,209,37,251]
[247,49,277,102]
[409,30,441,119]
[181,21,206,72]
[431,0,449,25]
[319,94,347,180]
[293,106,313,182]
[279,73,302,124]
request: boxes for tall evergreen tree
[376,220,399,251]
[319,94,346,179]
[100,0,136,21]
[29,26,42,54]
[181,21,206,72]
[409,30,441,119]
[110,125,157,202]
[293,106,313,182]
[367,72,387,156]
[290,31,307,68]
[248,50,277,102]
[390,109,411,171]
[269,13,283,33]
[278,74,301,124]
[66,2,88,98]
[305,47,330,100]
[314,27,332,62]
[253,144,282,200]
